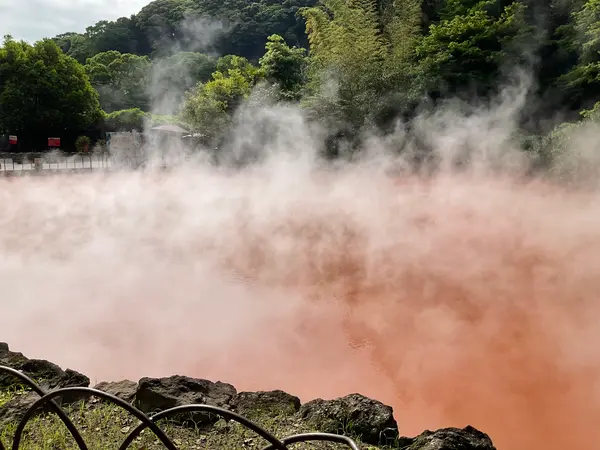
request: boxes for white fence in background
[0,152,163,174]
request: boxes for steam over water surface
[2,164,600,450]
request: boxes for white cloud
[0,0,150,42]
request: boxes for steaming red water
[2,170,600,450]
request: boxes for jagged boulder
[232,390,301,419]
[0,342,89,390]
[134,375,237,425]
[404,425,497,450]
[299,393,398,445]
[94,380,138,403]
[0,343,499,450]
[0,343,28,367]
[0,343,91,426]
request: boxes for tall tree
[135,0,192,56]
[52,33,94,64]
[84,51,152,112]
[558,0,600,110]
[415,0,534,98]
[85,17,150,56]
[300,0,423,130]
[181,55,263,136]
[259,34,308,101]
[0,37,101,137]
[53,17,150,64]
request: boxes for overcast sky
[0,0,150,42]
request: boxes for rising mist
[2,55,600,450]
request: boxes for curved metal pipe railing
[0,365,362,450]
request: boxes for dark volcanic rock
[0,343,498,450]
[405,426,497,450]
[18,359,64,385]
[232,390,301,418]
[0,344,32,389]
[135,375,237,425]
[0,343,28,365]
[299,393,398,445]
[0,384,92,427]
[62,369,90,389]
[0,342,89,391]
[94,380,138,403]
[0,391,43,427]
[0,343,91,425]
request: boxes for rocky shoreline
[0,343,496,449]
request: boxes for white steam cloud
[145,14,231,117]
[3,35,600,450]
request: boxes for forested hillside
[1,0,600,160]
[51,0,316,63]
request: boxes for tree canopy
[84,51,152,112]
[181,55,263,137]
[259,34,308,101]
[2,0,600,159]
[0,36,101,137]
[52,0,317,63]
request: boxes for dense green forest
[2,0,600,161]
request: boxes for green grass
[0,385,29,408]
[0,389,387,450]
[0,390,13,408]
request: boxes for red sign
[8,135,17,145]
[48,137,61,147]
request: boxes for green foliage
[580,99,600,119]
[52,33,94,64]
[52,0,317,63]
[0,36,102,135]
[85,49,219,115]
[53,18,150,64]
[75,135,91,151]
[148,113,190,129]
[86,18,150,56]
[84,51,152,112]
[103,107,190,131]
[259,34,308,101]
[300,0,423,130]
[537,116,600,182]
[415,0,533,96]
[135,0,192,57]
[572,0,600,63]
[8,0,600,157]
[559,62,600,108]
[215,55,264,83]
[184,0,317,61]
[181,56,262,136]
[103,108,147,131]
[557,0,600,109]
[535,97,600,176]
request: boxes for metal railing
[0,365,361,450]
[0,153,148,174]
